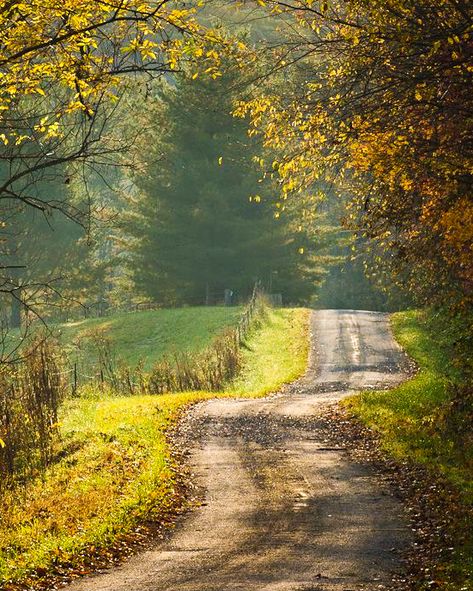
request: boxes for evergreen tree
[125,69,321,305]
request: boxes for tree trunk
[10,289,22,329]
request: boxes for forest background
[0,0,470,428]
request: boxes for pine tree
[125,69,322,305]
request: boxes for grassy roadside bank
[344,310,472,588]
[0,307,309,589]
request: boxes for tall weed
[0,339,66,486]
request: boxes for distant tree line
[122,66,327,306]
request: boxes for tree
[236,0,472,361]
[124,65,323,305]
[0,1,224,211]
[0,2,231,339]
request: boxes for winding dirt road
[67,309,411,591]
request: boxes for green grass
[344,309,472,588]
[344,310,471,491]
[55,306,243,371]
[232,307,308,395]
[0,307,309,587]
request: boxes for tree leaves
[238,0,472,317]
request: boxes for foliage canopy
[237,0,472,317]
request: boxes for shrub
[0,338,66,487]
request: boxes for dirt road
[67,309,411,591]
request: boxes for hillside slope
[56,306,243,371]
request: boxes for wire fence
[64,281,265,396]
[236,280,263,344]
[50,288,248,323]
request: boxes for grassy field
[0,307,309,588]
[55,307,243,371]
[344,310,472,587]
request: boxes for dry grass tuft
[0,338,66,487]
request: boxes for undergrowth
[0,339,65,486]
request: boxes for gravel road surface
[67,309,412,591]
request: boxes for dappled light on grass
[0,308,309,587]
